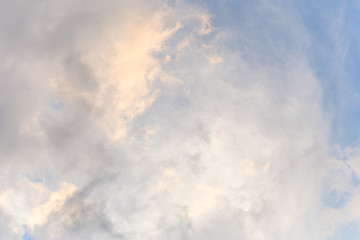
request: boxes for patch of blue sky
[295,0,360,148]
[25,171,47,185]
[25,169,60,192]
[190,0,254,28]
[26,176,43,183]
[352,172,360,187]
[22,233,34,240]
[322,167,360,209]
[22,226,34,240]
[327,220,360,240]
[322,187,352,209]
[50,99,64,111]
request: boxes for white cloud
[0,0,357,240]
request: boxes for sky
[0,0,360,239]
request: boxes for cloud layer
[0,0,359,239]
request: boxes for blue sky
[1,0,360,239]
[297,0,360,148]
[22,226,34,240]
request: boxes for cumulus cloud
[0,0,358,240]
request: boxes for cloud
[0,0,358,240]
